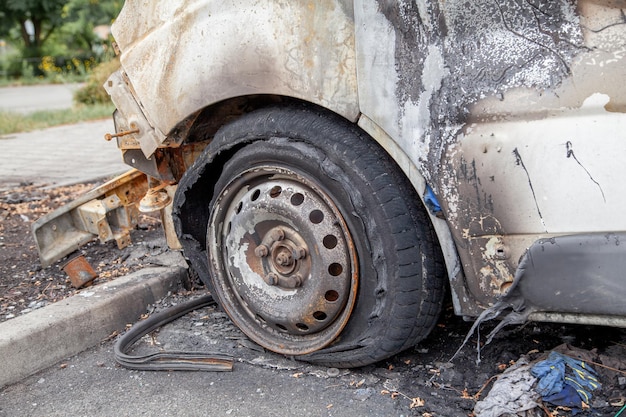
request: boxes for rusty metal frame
[32,170,149,267]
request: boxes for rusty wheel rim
[208,166,358,355]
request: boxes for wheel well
[172,99,450,296]
[183,95,295,144]
[173,95,297,250]
[175,96,355,249]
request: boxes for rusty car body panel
[107,0,359,157]
[37,0,626,331]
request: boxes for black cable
[114,294,233,371]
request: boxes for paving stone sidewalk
[0,120,128,191]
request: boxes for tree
[60,0,123,55]
[0,0,123,78]
[0,0,122,56]
[0,0,66,58]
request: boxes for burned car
[34,0,626,367]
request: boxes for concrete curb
[0,266,186,388]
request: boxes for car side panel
[355,0,626,308]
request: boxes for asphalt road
[0,83,82,114]
[0,312,405,417]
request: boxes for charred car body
[34,0,626,367]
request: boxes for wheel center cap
[273,245,295,269]
[254,226,309,289]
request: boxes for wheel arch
[112,0,360,140]
[173,99,468,316]
[172,98,310,288]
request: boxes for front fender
[112,0,359,143]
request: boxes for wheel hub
[255,226,308,286]
[208,167,358,354]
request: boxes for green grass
[0,103,115,135]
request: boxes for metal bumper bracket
[32,170,149,267]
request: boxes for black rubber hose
[114,294,234,371]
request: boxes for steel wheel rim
[208,165,358,355]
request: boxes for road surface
[0,83,82,114]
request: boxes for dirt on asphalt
[1,182,625,417]
[120,291,626,417]
[0,181,163,322]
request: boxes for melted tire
[206,106,445,367]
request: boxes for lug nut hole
[309,209,324,224]
[290,193,304,206]
[328,263,343,276]
[325,290,339,302]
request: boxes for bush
[0,53,103,85]
[73,58,120,105]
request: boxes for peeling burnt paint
[375,0,583,183]
[363,0,625,311]
[112,0,360,141]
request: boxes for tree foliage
[0,0,122,58]
[0,0,67,57]
[60,0,124,54]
